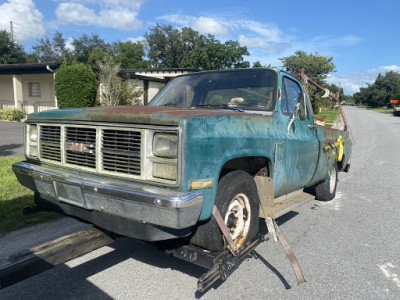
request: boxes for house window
[29,83,41,97]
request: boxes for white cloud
[55,0,144,30]
[326,65,400,95]
[65,36,74,51]
[238,35,273,51]
[235,20,285,43]
[158,14,285,43]
[127,36,145,43]
[157,14,195,27]
[192,17,228,35]
[0,0,45,42]
[158,14,229,35]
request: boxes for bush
[55,63,98,109]
[0,109,26,121]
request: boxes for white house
[0,62,60,114]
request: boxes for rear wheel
[190,170,259,252]
[315,164,338,201]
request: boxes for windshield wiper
[193,104,244,112]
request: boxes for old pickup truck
[13,68,352,253]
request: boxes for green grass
[369,107,394,114]
[314,108,340,127]
[0,156,61,235]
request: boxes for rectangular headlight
[153,133,178,158]
[26,124,38,158]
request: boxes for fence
[33,101,57,113]
[0,100,16,110]
[0,101,57,113]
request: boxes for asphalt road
[1,107,400,299]
[0,121,24,156]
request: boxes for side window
[281,77,308,120]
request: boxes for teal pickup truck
[13,68,352,252]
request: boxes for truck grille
[102,129,141,175]
[38,125,142,177]
[40,125,61,162]
[65,127,96,169]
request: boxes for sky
[0,0,399,95]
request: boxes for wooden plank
[274,190,315,218]
[254,176,275,218]
[0,227,114,289]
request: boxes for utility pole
[10,21,14,44]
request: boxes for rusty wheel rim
[224,193,251,248]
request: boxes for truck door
[273,76,320,195]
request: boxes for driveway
[0,121,24,156]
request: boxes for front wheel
[315,164,338,201]
[190,170,260,252]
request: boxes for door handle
[287,117,297,136]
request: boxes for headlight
[29,125,38,142]
[26,124,38,158]
[153,133,178,158]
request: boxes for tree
[145,24,184,68]
[0,30,27,64]
[145,24,249,70]
[251,60,275,68]
[280,50,335,84]
[55,63,97,108]
[32,32,70,63]
[71,34,110,64]
[88,46,113,69]
[280,51,336,110]
[252,60,263,68]
[112,41,149,69]
[97,59,143,106]
[353,71,400,107]
[393,86,400,101]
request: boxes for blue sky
[0,0,399,95]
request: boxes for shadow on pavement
[0,144,23,156]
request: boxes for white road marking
[320,191,343,211]
[378,262,400,289]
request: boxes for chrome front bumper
[13,162,203,230]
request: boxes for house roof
[0,62,61,75]
[117,71,167,83]
[120,68,197,74]
[118,68,197,83]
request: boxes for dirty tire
[190,170,259,252]
[315,164,338,201]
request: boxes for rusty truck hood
[27,106,266,126]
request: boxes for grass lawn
[314,107,340,127]
[369,107,393,114]
[0,156,61,235]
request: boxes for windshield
[149,69,277,111]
